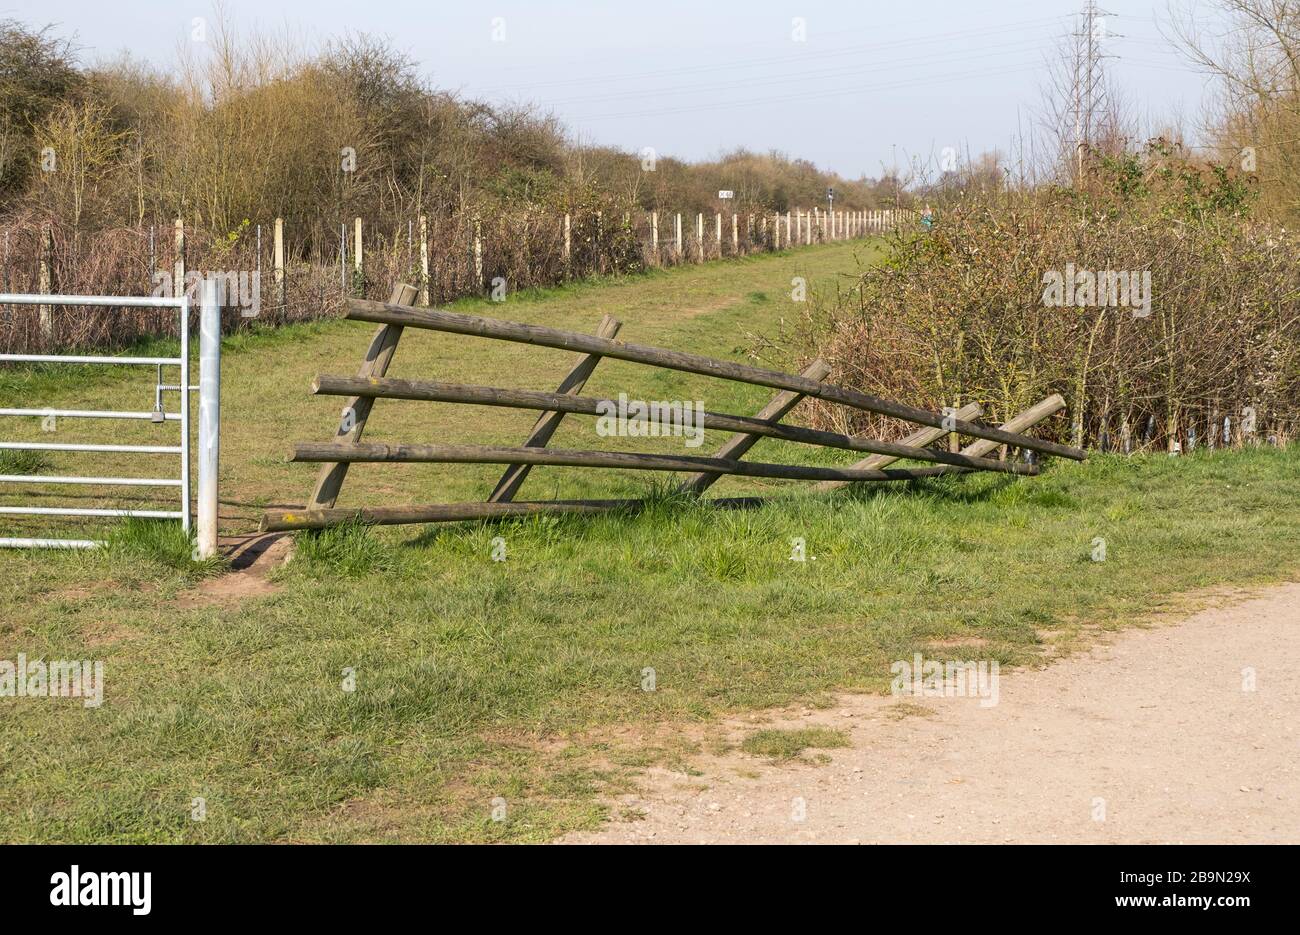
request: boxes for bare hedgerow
[776,143,1299,452]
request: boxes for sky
[13,0,1222,180]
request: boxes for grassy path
[1,240,1297,843]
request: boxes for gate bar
[0,507,184,518]
[0,538,99,550]
[0,293,186,308]
[0,354,181,366]
[0,441,181,454]
[0,408,181,421]
[0,475,182,486]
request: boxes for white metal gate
[0,281,220,556]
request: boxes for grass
[1,238,1297,843]
[741,728,851,760]
[0,449,53,475]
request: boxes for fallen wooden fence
[346,297,1085,462]
[260,285,1083,533]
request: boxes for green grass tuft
[0,449,53,475]
[294,520,394,577]
[740,728,851,759]
[102,518,223,574]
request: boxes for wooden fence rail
[309,375,1039,474]
[288,441,1039,482]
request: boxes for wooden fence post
[674,213,682,259]
[37,223,53,341]
[956,395,1067,460]
[418,215,429,305]
[731,213,738,253]
[473,215,483,288]
[489,315,624,503]
[306,282,420,510]
[173,217,185,301]
[353,217,363,276]
[563,213,571,269]
[715,212,722,256]
[273,217,285,312]
[678,359,831,495]
[696,212,704,263]
[786,211,792,246]
[650,211,658,263]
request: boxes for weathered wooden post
[650,211,658,262]
[473,215,483,289]
[306,282,419,511]
[563,213,572,269]
[490,314,624,502]
[696,212,704,262]
[678,359,831,495]
[674,212,682,259]
[173,217,185,301]
[418,214,429,305]
[715,212,722,256]
[37,223,53,342]
[731,213,738,253]
[353,217,363,277]
[273,217,285,312]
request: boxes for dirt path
[563,583,1300,844]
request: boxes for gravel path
[562,583,1300,844]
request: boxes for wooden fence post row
[122,206,894,338]
[259,289,1083,533]
[255,204,889,302]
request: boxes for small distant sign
[718,190,734,199]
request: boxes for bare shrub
[779,145,1300,451]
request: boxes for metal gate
[0,281,220,556]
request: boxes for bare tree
[1166,0,1300,220]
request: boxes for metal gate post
[196,279,220,559]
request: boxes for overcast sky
[16,0,1220,179]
